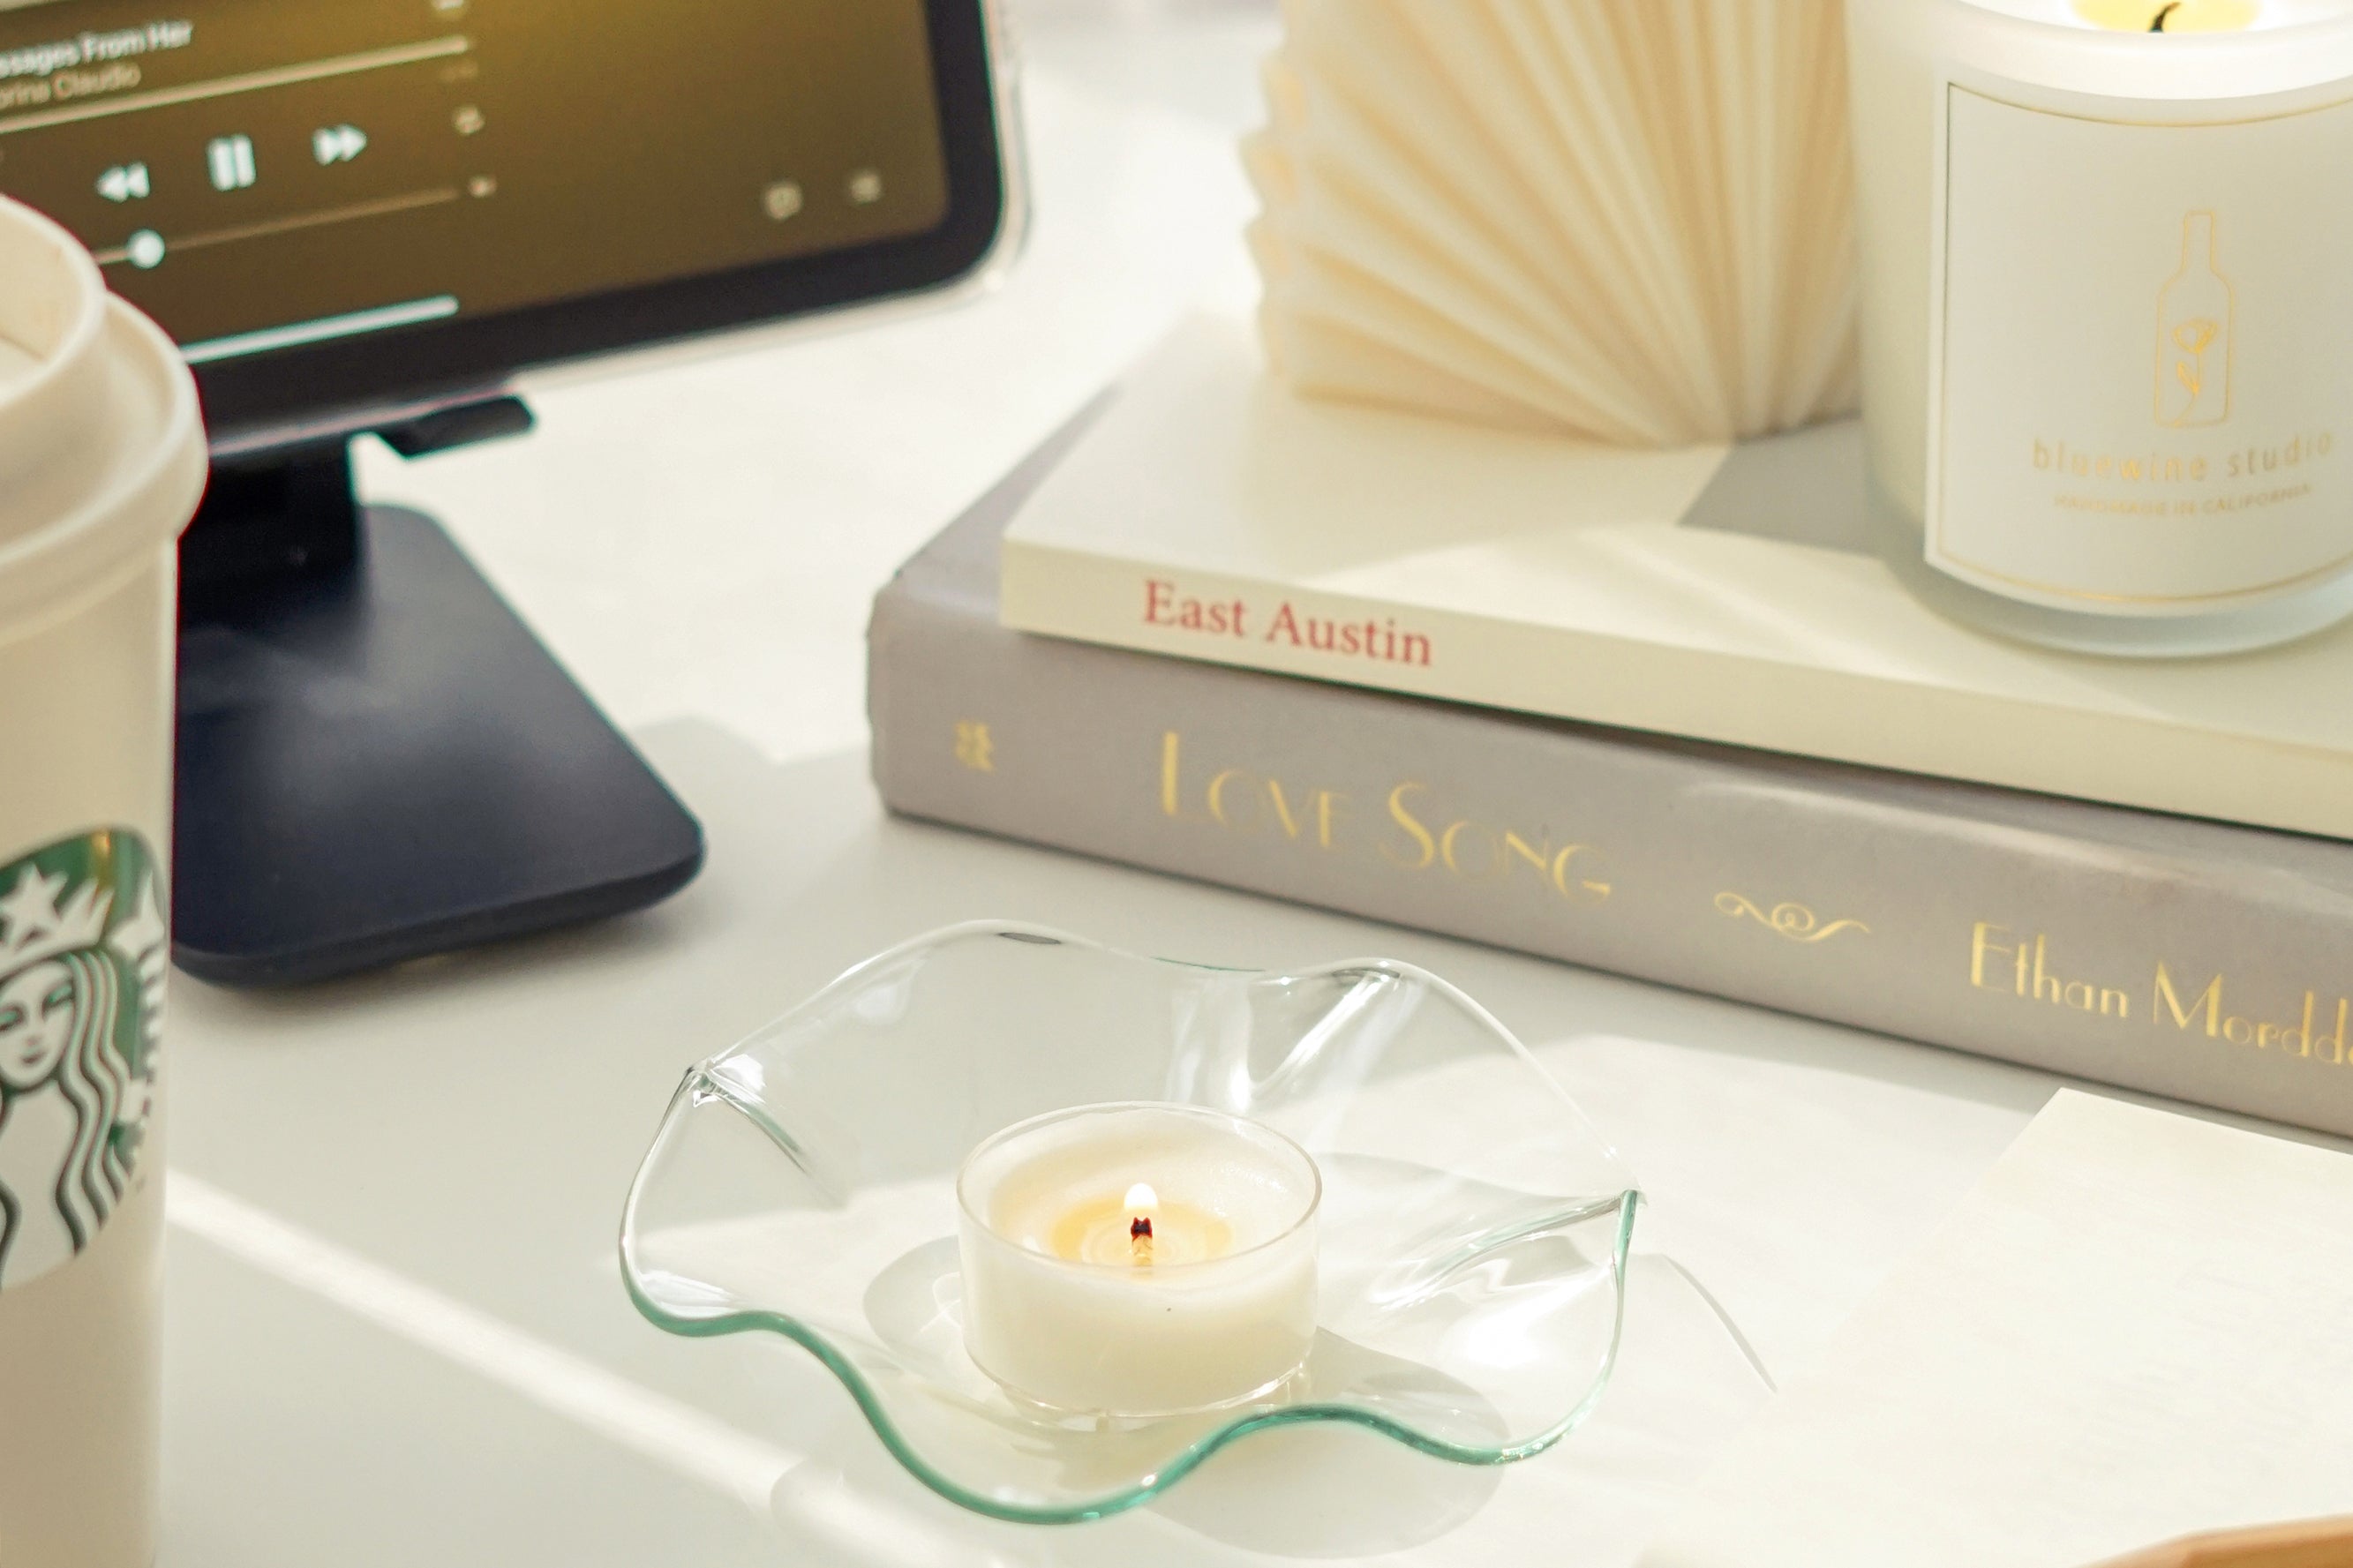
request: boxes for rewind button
[96,162,150,202]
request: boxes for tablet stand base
[175,401,704,987]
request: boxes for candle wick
[1130,1214,1154,1264]
[2150,2,2181,29]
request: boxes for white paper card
[1638,1092,2353,1568]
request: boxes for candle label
[1928,79,2353,611]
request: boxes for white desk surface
[155,7,2334,1564]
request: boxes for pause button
[207,135,257,191]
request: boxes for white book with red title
[997,317,2353,840]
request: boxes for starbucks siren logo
[0,831,167,1292]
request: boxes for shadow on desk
[170,713,2094,1145]
[159,718,2053,1567]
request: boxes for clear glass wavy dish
[620,923,1642,1524]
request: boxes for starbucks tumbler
[0,194,205,1565]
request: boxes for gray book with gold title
[869,406,2353,1139]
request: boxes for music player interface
[0,0,952,359]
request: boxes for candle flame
[1126,1183,1157,1264]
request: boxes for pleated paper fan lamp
[1246,0,1860,448]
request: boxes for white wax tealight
[956,1103,1319,1418]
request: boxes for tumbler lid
[0,195,206,626]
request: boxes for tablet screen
[0,0,983,419]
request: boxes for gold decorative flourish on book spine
[1715,893,1870,944]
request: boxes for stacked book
[868,320,2353,1141]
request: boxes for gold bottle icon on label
[2156,210,2233,429]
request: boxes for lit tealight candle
[956,1103,1320,1418]
[1846,0,2353,654]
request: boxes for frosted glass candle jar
[956,1103,1320,1418]
[1847,0,2353,655]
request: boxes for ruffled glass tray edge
[618,919,1645,1526]
[620,1184,1638,1525]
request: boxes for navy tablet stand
[173,400,704,987]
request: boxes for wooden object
[2086,1518,2353,1568]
